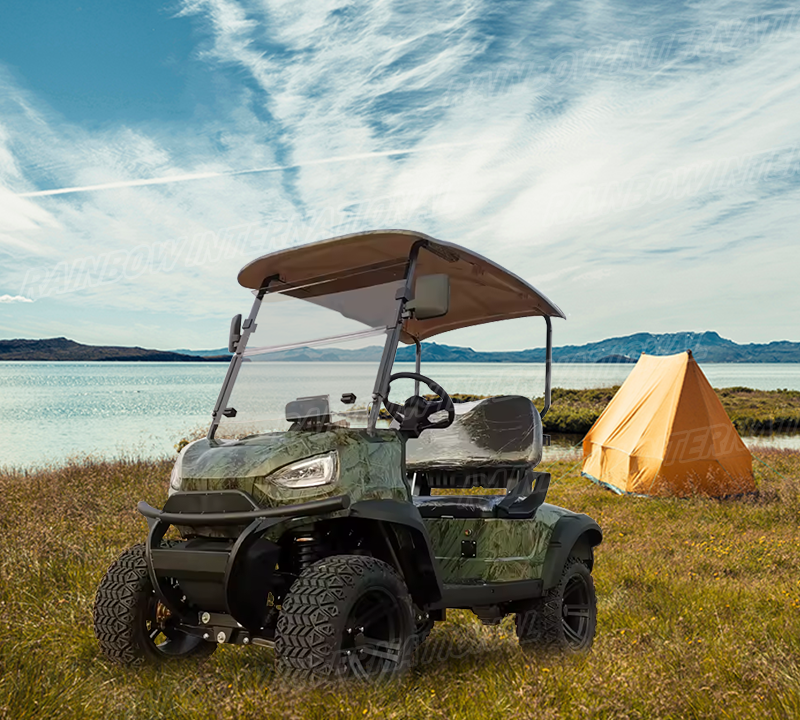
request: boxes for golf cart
[94,230,602,678]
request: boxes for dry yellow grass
[1,449,799,719]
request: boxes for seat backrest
[405,395,543,486]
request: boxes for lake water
[2,361,799,470]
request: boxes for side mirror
[407,274,450,320]
[228,314,242,353]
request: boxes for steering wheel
[383,372,455,437]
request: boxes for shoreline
[2,431,798,475]
[4,358,800,364]
[1,386,799,472]
[443,387,800,435]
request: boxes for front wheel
[93,544,216,665]
[515,556,597,653]
[275,555,415,680]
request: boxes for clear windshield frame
[207,243,424,439]
[206,240,555,438]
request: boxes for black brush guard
[138,490,350,630]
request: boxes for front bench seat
[405,395,549,519]
[413,494,504,518]
[412,470,551,519]
[405,395,544,472]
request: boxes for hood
[178,428,407,508]
[182,431,353,480]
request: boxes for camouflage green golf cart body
[95,230,602,675]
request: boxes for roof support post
[367,241,425,432]
[414,338,422,395]
[541,315,553,419]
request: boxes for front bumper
[138,491,350,525]
[139,490,350,631]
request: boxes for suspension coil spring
[293,531,321,574]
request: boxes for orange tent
[581,351,754,497]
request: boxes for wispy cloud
[14,141,485,197]
[0,294,33,303]
[0,0,798,349]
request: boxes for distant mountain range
[549,331,800,364]
[172,348,231,357]
[244,331,800,363]
[3,331,800,363]
[0,338,229,362]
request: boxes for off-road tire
[515,556,596,653]
[275,555,415,680]
[93,543,216,665]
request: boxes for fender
[349,499,445,606]
[541,513,602,590]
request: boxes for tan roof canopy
[237,230,565,342]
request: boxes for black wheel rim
[561,573,592,649]
[340,588,406,679]
[143,595,205,657]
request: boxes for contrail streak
[16,142,477,198]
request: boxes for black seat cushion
[412,470,550,519]
[413,495,504,518]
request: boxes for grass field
[1,448,799,720]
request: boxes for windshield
[214,275,406,438]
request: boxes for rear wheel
[93,544,216,665]
[275,555,415,680]
[515,556,596,653]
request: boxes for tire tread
[275,555,414,679]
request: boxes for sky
[0,0,798,352]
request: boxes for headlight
[271,452,338,489]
